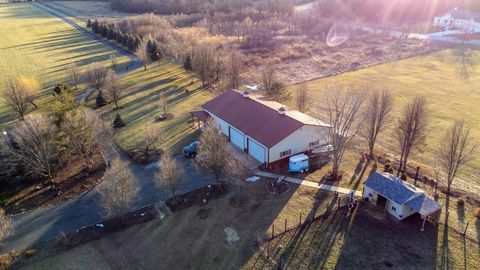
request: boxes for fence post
[284,219,287,233]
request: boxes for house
[363,172,442,228]
[201,89,331,167]
[433,8,480,31]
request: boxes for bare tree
[225,49,244,89]
[192,44,217,86]
[158,91,168,115]
[225,157,253,204]
[100,158,138,218]
[262,65,290,102]
[67,62,81,90]
[154,150,184,198]
[104,69,121,109]
[2,76,40,120]
[395,96,429,176]
[361,89,393,158]
[295,82,310,113]
[0,209,12,244]
[22,77,41,109]
[323,89,364,180]
[437,120,476,194]
[85,62,107,93]
[62,108,111,169]
[136,40,151,71]
[143,124,161,158]
[195,120,228,181]
[437,120,476,269]
[9,114,58,181]
[110,54,118,71]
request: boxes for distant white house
[200,90,331,167]
[363,172,442,229]
[433,8,480,32]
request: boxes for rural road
[2,3,213,253]
[30,2,143,104]
[3,158,215,252]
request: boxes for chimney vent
[278,107,286,115]
[242,91,250,98]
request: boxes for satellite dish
[326,24,350,47]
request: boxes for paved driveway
[3,157,214,252]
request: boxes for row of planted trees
[87,19,162,69]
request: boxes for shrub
[457,198,465,206]
[113,113,126,128]
[475,208,480,219]
[183,54,192,71]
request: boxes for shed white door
[248,139,266,163]
[229,127,244,149]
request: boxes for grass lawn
[16,180,480,269]
[93,60,215,153]
[0,3,130,127]
[289,48,480,194]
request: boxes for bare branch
[100,158,137,218]
[155,150,184,198]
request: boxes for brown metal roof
[190,110,210,122]
[202,90,304,148]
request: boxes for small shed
[363,172,442,231]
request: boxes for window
[280,150,291,158]
[391,206,397,212]
[309,140,320,148]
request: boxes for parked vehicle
[183,141,200,158]
[288,154,309,173]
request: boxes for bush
[113,113,126,128]
[183,54,192,71]
[457,198,465,206]
[475,208,480,219]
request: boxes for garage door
[248,139,266,163]
[229,127,244,149]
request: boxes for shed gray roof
[405,194,442,217]
[364,172,418,205]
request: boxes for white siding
[362,186,378,204]
[205,111,229,135]
[269,125,328,163]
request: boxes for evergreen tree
[121,34,129,47]
[113,113,126,128]
[116,31,124,43]
[107,27,115,40]
[183,54,192,71]
[87,19,92,28]
[96,92,107,107]
[133,36,141,51]
[127,35,135,50]
[92,20,99,33]
[151,43,162,61]
[101,24,109,37]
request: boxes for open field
[16,180,480,270]
[50,1,137,19]
[0,3,130,126]
[290,48,480,194]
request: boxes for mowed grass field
[0,3,213,152]
[0,3,129,126]
[93,61,215,153]
[292,48,480,193]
